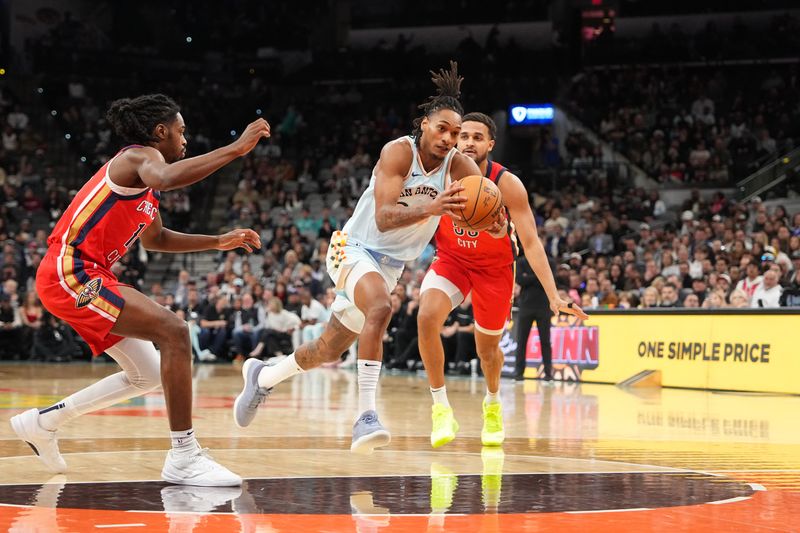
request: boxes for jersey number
[124,223,147,248]
[452,222,478,238]
[107,223,147,264]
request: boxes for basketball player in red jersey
[10,94,268,486]
[418,112,588,448]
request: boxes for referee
[513,254,556,381]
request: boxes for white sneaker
[161,447,242,487]
[198,349,217,362]
[10,408,67,473]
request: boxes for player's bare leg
[475,331,505,446]
[475,332,504,394]
[418,289,460,448]
[111,287,193,430]
[294,316,359,370]
[349,272,394,454]
[352,272,393,365]
[417,289,453,390]
[111,287,240,486]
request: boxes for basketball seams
[464,176,484,230]
[469,192,501,229]
[454,175,503,231]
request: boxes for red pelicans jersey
[47,146,161,270]
[36,145,160,354]
[434,160,516,268]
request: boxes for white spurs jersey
[343,136,456,261]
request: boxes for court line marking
[566,508,651,514]
[0,447,692,465]
[95,524,146,529]
[708,496,752,505]
[2,433,794,442]
[708,470,800,474]
[0,447,695,471]
[0,469,741,487]
[353,513,467,517]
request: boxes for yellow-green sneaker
[430,462,458,513]
[481,447,505,511]
[481,400,505,446]
[431,404,459,448]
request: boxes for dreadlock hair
[106,94,181,146]
[461,112,497,140]
[412,61,464,144]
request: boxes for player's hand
[232,119,271,157]
[217,228,262,252]
[485,210,508,239]
[427,181,466,218]
[550,296,589,320]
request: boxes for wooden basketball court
[0,362,798,531]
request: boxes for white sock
[38,338,161,432]
[484,390,500,405]
[357,360,382,416]
[430,386,450,408]
[38,372,152,431]
[37,401,71,432]
[170,429,198,455]
[257,353,304,389]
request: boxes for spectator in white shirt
[297,288,329,345]
[249,297,301,358]
[7,105,29,131]
[750,270,782,308]
[735,262,763,304]
[691,95,714,120]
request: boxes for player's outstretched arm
[374,141,467,232]
[115,119,270,192]
[500,173,589,320]
[139,213,261,254]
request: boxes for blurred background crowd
[0,0,798,369]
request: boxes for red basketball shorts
[35,250,127,355]
[422,253,514,335]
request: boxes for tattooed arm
[373,140,468,232]
[294,315,359,369]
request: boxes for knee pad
[107,337,162,391]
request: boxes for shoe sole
[431,420,459,449]
[233,358,262,429]
[481,432,505,447]
[10,413,66,474]
[350,430,391,455]
[161,471,243,487]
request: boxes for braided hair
[412,61,464,144]
[106,94,180,145]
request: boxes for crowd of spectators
[566,62,800,185]
[138,99,799,367]
[1,5,799,368]
[537,187,800,311]
[585,12,800,65]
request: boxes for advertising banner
[522,311,800,395]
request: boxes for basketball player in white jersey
[234,62,482,454]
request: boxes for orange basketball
[453,175,503,231]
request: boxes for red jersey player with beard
[417,112,587,449]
